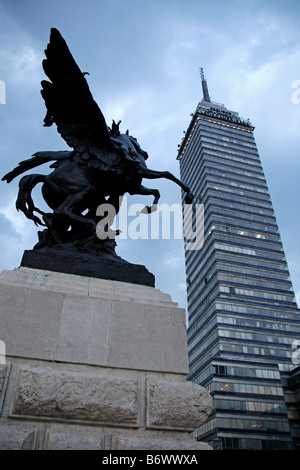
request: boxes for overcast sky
[0,0,299,315]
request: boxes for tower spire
[200,67,211,102]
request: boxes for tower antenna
[199,67,211,102]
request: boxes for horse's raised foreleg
[129,185,160,214]
[137,168,193,203]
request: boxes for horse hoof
[109,229,122,237]
[141,206,151,214]
[185,192,194,204]
[141,205,157,215]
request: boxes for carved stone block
[12,366,139,427]
[146,379,212,431]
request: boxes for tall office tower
[177,69,300,450]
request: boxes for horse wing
[41,28,112,155]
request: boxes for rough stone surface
[113,435,213,451]
[44,427,105,450]
[0,364,9,413]
[12,365,138,427]
[0,364,8,394]
[146,379,213,431]
[0,424,38,450]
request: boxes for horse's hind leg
[51,191,95,241]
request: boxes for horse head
[109,120,148,166]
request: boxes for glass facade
[177,84,300,450]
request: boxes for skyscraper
[177,70,300,450]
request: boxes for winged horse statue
[2,28,193,248]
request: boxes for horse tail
[16,174,46,226]
[2,151,72,183]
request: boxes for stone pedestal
[0,267,212,450]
